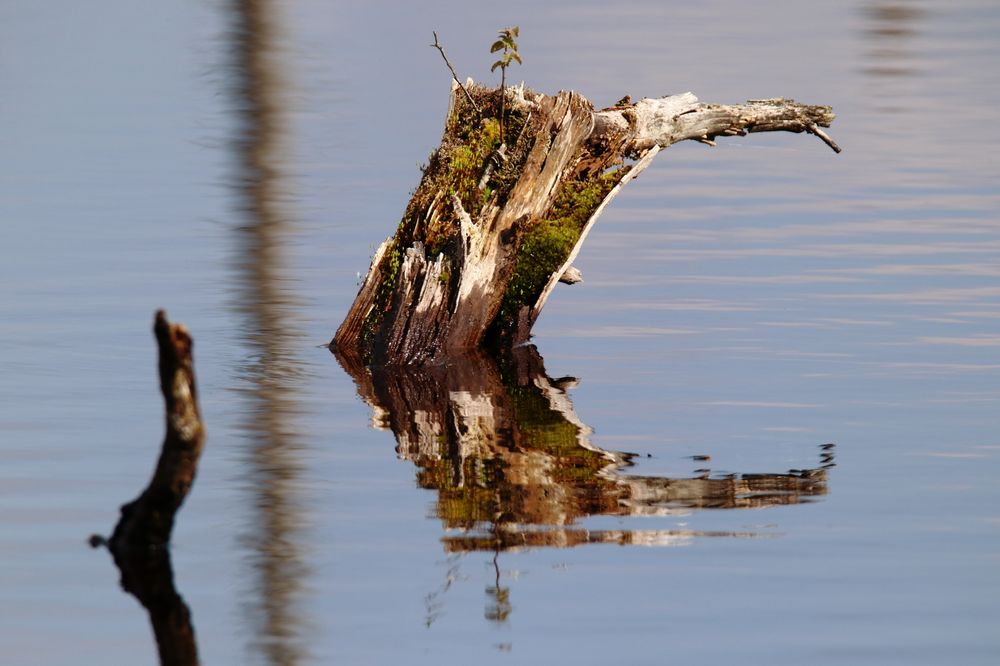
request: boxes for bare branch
[594,94,841,155]
[108,310,206,550]
[807,122,842,154]
[431,31,481,115]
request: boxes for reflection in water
[485,551,512,624]
[337,345,832,623]
[229,1,307,664]
[337,345,832,552]
[107,545,199,665]
[862,3,924,76]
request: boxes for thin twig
[807,122,842,154]
[431,31,481,115]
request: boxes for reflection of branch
[108,544,199,666]
[91,310,204,666]
[484,548,511,623]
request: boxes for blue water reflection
[1,0,998,664]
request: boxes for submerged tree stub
[332,82,838,366]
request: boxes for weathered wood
[593,94,841,154]
[332,84,838,365]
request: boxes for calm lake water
[2,0,999,664]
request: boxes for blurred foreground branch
[91,310,205,666]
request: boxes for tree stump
[332,83,838,365]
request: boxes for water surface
[2,1,998,664]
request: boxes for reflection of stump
[335,345,832,551]
[92,311,205,666]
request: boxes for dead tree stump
[332,83,838,365]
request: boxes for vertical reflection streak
[229,1,307,664]
[860,1,926,111]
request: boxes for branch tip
[430,30,481,115]
[808,122,842,154]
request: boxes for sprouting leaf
[491,61,501,72]
[511,53,522,65]
[510,26,519,37]
[490,40,505,53]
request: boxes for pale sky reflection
[763,427,814,433]
[873,362,1000,373]
[664,274,862,285]
[643,241,1000,261]
[610,300,762,312]
[918,336,1000,347]
[696,401,820,409]
[547,325,699,338]
[824,286,1000,303]
[818,263,1000,278]
[750,318,892,330]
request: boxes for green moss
[412,362,615,530]
[495,166,630,333]
[415,454,514,528]
[442,117,499,221]
[359,239,404,361]
[498,221,577,325]
[548,167,625,229]
[401,86,534,258]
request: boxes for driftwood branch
[592,94,840,154]
[91,310,206,666]
[332,85,839,365]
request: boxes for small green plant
[490,26,522,143]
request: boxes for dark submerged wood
[92,310,205,666]
[110,310,206,550]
